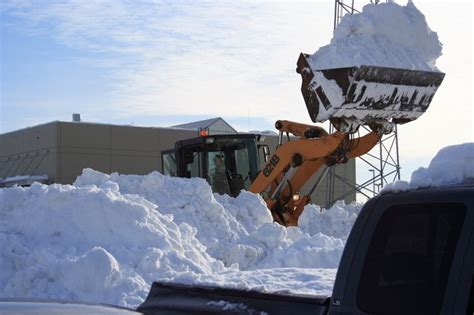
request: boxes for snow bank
[0,182,225,307]
[384,142,474,192]
[73,170,352,270]
[1,170,359,308]
[308,2,442,71]
[410,143,474,187]
[299,201,362,239]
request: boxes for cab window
[162,152,177,176]
[357,203,466,314]
[185,151,201,177]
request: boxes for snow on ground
[74,171,347,271]
[299,201,361,239]
[0,143,472,308]
[0,170,356,308]
[308,1,442,71]
[0,182,226,307]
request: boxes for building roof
[0,120,199,136]
[171,117,238,133]
[1,117,239,137]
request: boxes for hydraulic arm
[249,120,382,226]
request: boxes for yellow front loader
[162,53,445,226]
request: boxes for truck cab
[161,134,267,197]
[330,183,474,314]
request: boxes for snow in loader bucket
[296,53,445,133]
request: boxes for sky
[0,0,473,183]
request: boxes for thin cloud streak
[2,0,333,125]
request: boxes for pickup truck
[137,183,474,314]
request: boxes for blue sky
[0,1,336,131]
[1,0,472,182]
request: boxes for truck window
[357,203,466,314]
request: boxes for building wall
[0,122,197,184]
[58,122,111,183]
[0,122,58,181]
[56,122,197,184]
[306,160,356,206]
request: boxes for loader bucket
[296,53,445,132]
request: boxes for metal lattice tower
[325,0,400,207]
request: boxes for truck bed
[137,282,330,315]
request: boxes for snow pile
[74,170,351,270]
[0,182,225,307]
[74,170,270,269]
[1,170,359,308]
[384,143,474,192]
[299,201,361,239]
[410,143,474,187]
[308,2,442,71]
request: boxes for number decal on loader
[263,154,280,177]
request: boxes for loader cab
[161,134,265,197]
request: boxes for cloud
[1,0,334,126]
